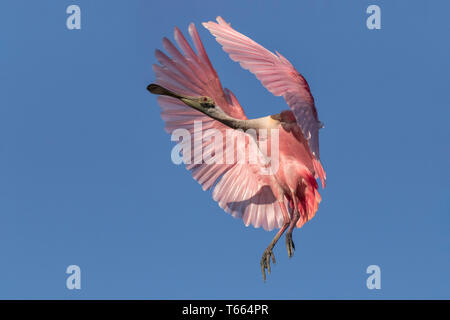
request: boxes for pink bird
[147,17,326,280]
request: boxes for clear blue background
[0,0,449,299]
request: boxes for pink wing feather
[203,17,326,187]
[153,24,286,230]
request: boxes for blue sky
[0,0,449,299]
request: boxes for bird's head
[181,95,215,111]
[147,83,225,119]
[181,96,232,122]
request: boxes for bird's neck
[203,109,280,131]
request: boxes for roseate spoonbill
[147,17,326,280]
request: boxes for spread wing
[152,23,288,230]
[203,17,326,186]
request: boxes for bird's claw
[286,233,295,258]
[260,248,276,281]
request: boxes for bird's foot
[285,232,295,258]
[260,248,276,282]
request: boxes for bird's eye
[200,97,214,109]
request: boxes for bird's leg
[260,199,291,281]
[260,223,289,282]
[285,194,300,258]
